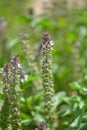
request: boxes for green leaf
[53,91,66,110]
[21,113,30,120]
[14,15,31,23]
[80,124,87,130]
[37,19,53,27]
[8,38,21,48]
[27,75,40,82]
[0,81,3,87]
[34,92,44,101]
[58,108,71,117]
[20,97,25,103]
[26,97,32,104]
[70,115,81,128]
[21,119,30,125]
[61,96,71,105]
[69,82,84,94]
[0,93,4,100]
[70,105,84,129]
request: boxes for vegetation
[0,0,87,130]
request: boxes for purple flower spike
[42,32,50,42]
[12,55,19,61]
[42,32,51,50]
[11,55,19,65]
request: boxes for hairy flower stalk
[0,55,22,130]
[9,55,22,130]
[19,33,42,91]
[0,64,10,130]
[19,33,36,74]
[41,32,57,129]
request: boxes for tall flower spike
[0,64,10,130]
[41,32,57,129]
[0,55,22,130]
[8,55,22,130]
[19,33,42,91]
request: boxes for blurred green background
[0,0,87,130]
[0,0,87,89]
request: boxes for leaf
[69,82,84,94]
[70,106,84,129]
[26,97,32,104]
[61,96,71,105]
[8,38,21,48]
[21,119,30,125]
[20,97,25,103]
[70,115,81,128]
[27,76,39,82]
[79,101,85,109]
[34,113,45,122]
[37,19,53,27]
[79,124,87,130]
[0,93,4,100]
[34,92,44,101]
[21,113,30,120]
[53,91,66,110]
[0,81,3,87]
[58,108,71,117]
[14,15,31,23]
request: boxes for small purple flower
[35,122,47,130]
[42,32,52,50]
[3,64,9,83]
[42,32,50,42]
[3,64,9,74]
[11,55,19,65]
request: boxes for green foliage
[57,82,87,130]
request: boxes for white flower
[50,41,54,46]
[83,88,87,94]
[18,64,22,68]
[24,75,28,80]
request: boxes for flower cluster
[41,32,57,129]
[0,64,10,130]
[19,33,42,91]
[0,55,22,130]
